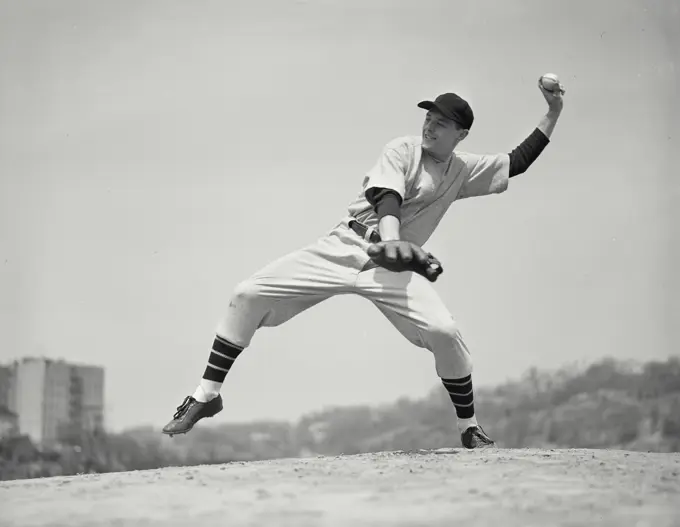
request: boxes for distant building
[4,358,105,446]
[0,406,18,439]
[0,364,14,411]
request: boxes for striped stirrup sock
[441,374,475,419]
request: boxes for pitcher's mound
[1,447,678,527]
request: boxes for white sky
[1,0,678,432]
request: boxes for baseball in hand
[540,73,564,94]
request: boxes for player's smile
[422,126,442,146]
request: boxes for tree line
[1,357,678,480]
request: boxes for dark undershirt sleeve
[508,128,550,177]
[367,188,403,221]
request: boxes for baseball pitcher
[162,75,565,449]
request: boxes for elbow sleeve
[509,128,550,177]
[370,188,402,221]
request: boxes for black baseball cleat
[162,394,223,437]
[461,425,496,449]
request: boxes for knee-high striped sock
[192,335,244,403]
[441,375,478,432]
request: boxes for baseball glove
[366,241,444,282]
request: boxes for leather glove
[366,241,444,282]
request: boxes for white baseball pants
[215,218,473,379]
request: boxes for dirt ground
[1,447,679,527]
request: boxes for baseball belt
[348,219,381,244]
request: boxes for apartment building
[0,364,14,411]
[1,358,105,445]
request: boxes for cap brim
[417,100,458,122]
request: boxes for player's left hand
[367,241,444,282]
[538,76,565,114]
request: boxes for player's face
[422,110,468,155]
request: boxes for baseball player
[162,76,565,449]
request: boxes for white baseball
[541,73,562,93]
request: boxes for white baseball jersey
[346,135,510,246]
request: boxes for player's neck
[423,148,451,165]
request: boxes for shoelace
[173,396,195,419]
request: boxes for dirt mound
[1,448,678,527]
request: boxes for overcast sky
[1,0,678,432]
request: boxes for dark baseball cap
[417,93,474,130]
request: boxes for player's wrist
[538,110,561,139]
[378,215,401,242]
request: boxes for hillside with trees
[2,357,678,480]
